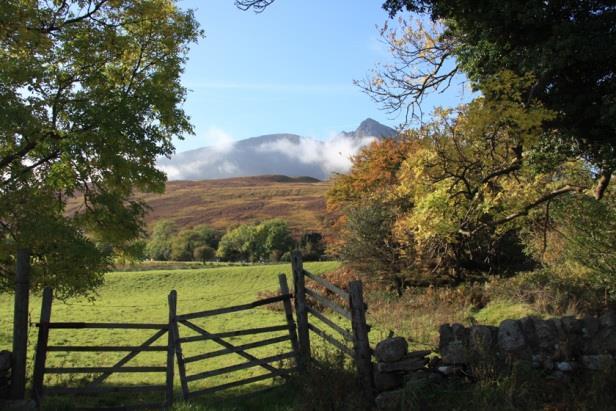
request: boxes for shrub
[192,245,215,263]
[168,225,221,262]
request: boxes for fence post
[11,248,30,399]
[278,273,300,367]
[349,280,374,404]
[166,290,177,407]
[172,295,190,400]
[32,286,53,406]
[292,251,309,371]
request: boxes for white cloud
[157,164,182,180]
[256,134,376,174]
[217,160,239,175]
[205,127,235,153]
[157,128,379,181]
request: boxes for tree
[145,220,176,261]
[193,245,216,263]
[0,0,201,396]
[340,201,412,294]
[216,224,259,262]
[329,74,595,284]
[258,219,295,262]
[169,224,220,261]
[371,0,616,198]
[216,220,295,262]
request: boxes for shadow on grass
[41,381,295,411]
[40,348,366,411]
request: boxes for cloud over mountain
[157,118,396,180]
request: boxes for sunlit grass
[0,261,339,409]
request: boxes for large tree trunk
[10,249,30,399]
[594,169,613,200]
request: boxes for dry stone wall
[373,311,616,409]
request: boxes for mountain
[341,118,398,139]
[157,118,397,180]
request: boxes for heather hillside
[137,175,329,234]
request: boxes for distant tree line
[141,219,326,263]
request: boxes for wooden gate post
[166,290,177,407]
[11,248,30,399]
[278,274,300,366]
[32,286,53,405]
[291,251,310,371]
[349,280,374,404]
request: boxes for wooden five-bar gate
[172,274,298,400]
[32,288,175,409]
[31,254,375,409]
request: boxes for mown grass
[0,261,340,410]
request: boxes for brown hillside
[137,175,329,233]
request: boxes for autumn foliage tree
[329,72,597,288]
[373,0,616,198]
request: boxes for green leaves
[0,0,201,296]
[216,219,295,263]
[382,0,616,172]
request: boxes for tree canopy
[374,0,616,197]
[328,73,599,287]
[216,219,295,262]
[0,0,201,297]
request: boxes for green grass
[471,300,540,326]
[0,261,340,410]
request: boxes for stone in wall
[498,319,527,354]
[373,368,404,392]
[591,311,616,354]
[374,336,408,363]
[376,355,428,373]
[469,325,497,356]
[439,323,469,364]
[372,310,616,409]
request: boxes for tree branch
[491,185,584,226]
[235,0,277,12]
[594,168,612,200]
[52,0,108,31]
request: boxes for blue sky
[175,0,464,152]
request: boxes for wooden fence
[291,251,375,403]
[172,274,298,400]
[31,258,375,408]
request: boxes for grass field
[0,261,341,410]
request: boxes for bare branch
[39,0,109,33]
[235,0,277,13]
[356,18,461,125]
